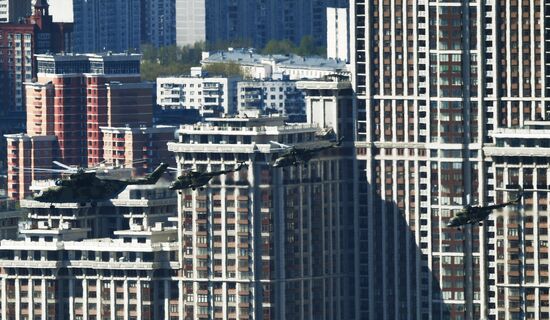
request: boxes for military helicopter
[29,162,168,208]
[270,137,343,168]
[447,189,523,229]
[169,162,247,191]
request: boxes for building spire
[33,0,49,16]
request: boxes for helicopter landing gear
[178,191,183,195]
[49,204,55,209]
[457,227,461,231]
[79,202,86,207]
[199,187,204,191]
[91,201,97,208]
[479,222,483,227]
[192,187,196,191]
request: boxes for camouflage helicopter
[447,189,523,229]
[28,162,168,208]
[270,137,343,168]
[169,162,247,192]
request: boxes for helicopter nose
[168,182,177,190]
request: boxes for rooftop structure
[35,52,142,76]
[296,75,354,141]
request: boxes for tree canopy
[140,43,205,81]
[262,36,325,57]
[140,36,326,81]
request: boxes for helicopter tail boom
[130,163,168,185]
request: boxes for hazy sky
[47,0,74,23]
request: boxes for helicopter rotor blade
[15,166,70,173]
[53,161,76,171]
[269,141,292,149]
[168,167,194,173]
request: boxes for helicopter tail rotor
[511,186,523,204]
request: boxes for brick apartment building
[5,53,172,200]
[0,0,72,188]
[0,0,72,114]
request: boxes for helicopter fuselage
[447,198,521,228]
[33,163,168,205]
[169,175,214,190]
[34,179,129,204]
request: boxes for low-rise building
[237,76,305,122]
[201,48,350,80]
[156,68,240,117]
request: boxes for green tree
[262,39,296,55]
[203,62,247,78]
[295,36,315,56]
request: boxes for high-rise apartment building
[326,7,349,62]
[0,0,72,113]
[0,198,23,239]
[168,115,355,319]
[141,0,176,47]
[4,134,57,200]
[0,0,31,22]
[175,0,349,48]
[351,0,550,319]
[351,0,477,319]
[100,125,176,176]
[237,77,305,121]
[27,53,147,167]
[72,0,141,53]
[483,1,550,319]
[0,1,72,179]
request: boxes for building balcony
[0,259,61,268]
